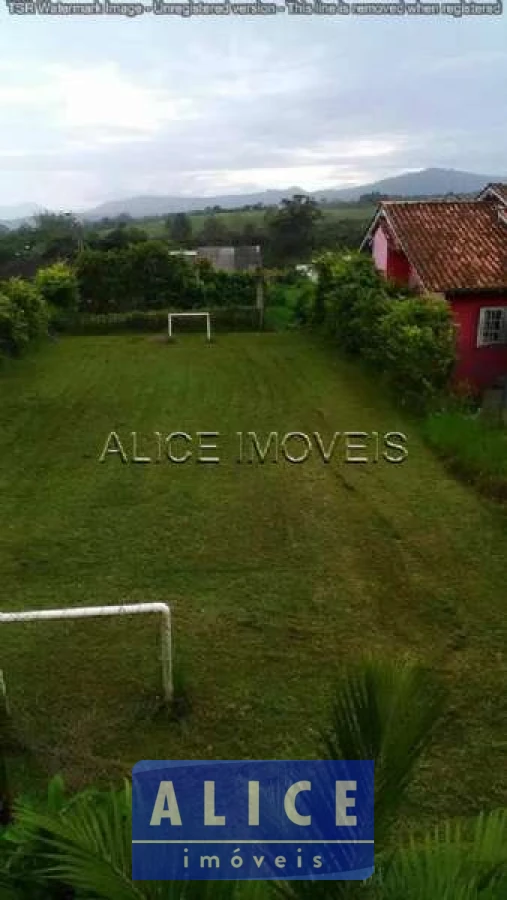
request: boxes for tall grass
[422,411,507,499]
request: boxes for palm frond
[11,778,140,900]
[376,807,507,899]
[320,656,446,846]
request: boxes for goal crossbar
[0,602,173,703]
[168,311,211,341]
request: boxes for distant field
[1,332,506,831]
[133,204,376,238]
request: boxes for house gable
[364,199,507,294]
[476,182,507,207]
[366,211,423,287]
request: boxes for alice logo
[99,430,408,464]
[132,759,374,881]
[149,779,358,827]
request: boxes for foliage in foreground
[1,658,506,898]
[0,277,48,357]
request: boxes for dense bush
[35,262,79,312]
[311,252,457,409]
[0,276,49,358]
[314,251,389,345]
[198,266,257,307]
[265,275,316,328]
[34,262,79,331]
[0,292,29,356]
[75,243,178,312]
[2,277,48,341]
[375,294,457,408]
[74,242,257,314]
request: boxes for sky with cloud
[0,5,505,210]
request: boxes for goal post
[0,602,173,705]
[168,311,211,342]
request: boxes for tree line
[0,196,372,278]
[164,195,369,264]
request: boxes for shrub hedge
[0,277,49,358]
[69,307,262,335]
[75,242,257,313]
[0,292,30,356]
[0,243,262,359]
[312,251,457,410]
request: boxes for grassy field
[1,332,507,831]
[423,410,507,500]
[137,204,376,237]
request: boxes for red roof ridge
[382,198,484,206]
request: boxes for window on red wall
[477,307,507,347]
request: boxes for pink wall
[372,223,414,284]
[372,224,388,273]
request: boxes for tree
[265,194,322,264]
[166,212,193,247]
[93,224,148,251]
[199,215,230,246]
[32,211,83,261]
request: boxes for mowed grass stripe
[0,333,506,824]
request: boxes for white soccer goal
[168,311,211,342]
[0,602,173,704]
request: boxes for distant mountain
[1,169,506,228]
[0,216,37,230]
[82,188,305,221]
[0,203,42,222]
[318,167,506,202]
[79,169,506,220]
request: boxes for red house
[360,183,507,391]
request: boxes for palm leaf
[320,656,445,846]
[376,808,507,898]
[8,779,266,900]
[10,779,140,900]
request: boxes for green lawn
[1,332,507,830]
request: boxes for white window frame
[477,306,507,347]
[168,311,211,342]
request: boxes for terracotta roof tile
[381,200,507,292]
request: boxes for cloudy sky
[0,6,505,211]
